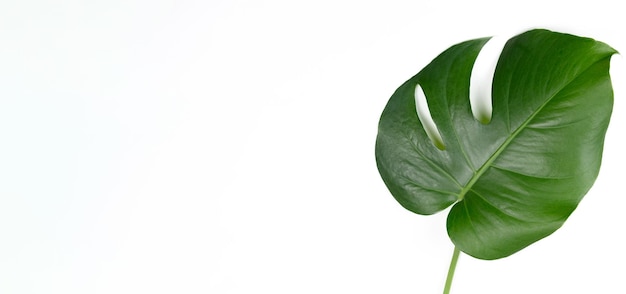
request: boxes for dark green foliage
[376,29,616,260]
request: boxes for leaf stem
[443,247,461,294]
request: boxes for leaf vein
[470,188,529,223]
[400,176,460,196]
[407,139,463,188]
[490,164,574,180]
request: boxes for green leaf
[375,29,617,260]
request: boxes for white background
[1,1,625,293]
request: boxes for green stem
[443,247,461,294]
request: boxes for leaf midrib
[456,55,610,201]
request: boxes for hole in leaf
[415,84,445,150]
[469,34,510,124]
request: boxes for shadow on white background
[1,1,624,293]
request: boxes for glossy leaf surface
[375,29,616,260]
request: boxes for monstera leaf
[375,29,617,260]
